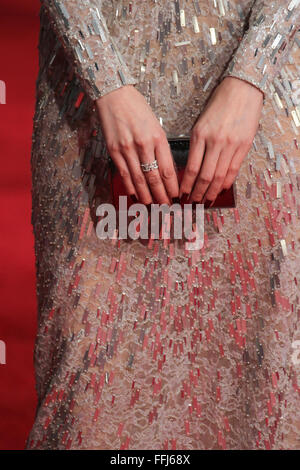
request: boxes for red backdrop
[0,0,40,449]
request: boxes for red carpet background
[0,0,40,449]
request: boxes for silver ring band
[140,160,159,172]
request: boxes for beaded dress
[26,0,300,450]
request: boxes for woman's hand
[95,84,179,205]
[179,76,264,206]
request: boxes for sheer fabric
[26,0,300,449]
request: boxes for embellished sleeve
[41,0,138,101]
[221,0,300,99]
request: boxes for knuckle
[135,136,151,149]
[192,127,205,142]
[134,173,145,186]
[106,141,119,154]
[119,138,134,151]
[227,135,239,146]
[134,137,145,148]
[147,172,161,186]
[185,166,199,178]
[119,168,130,179]
[213,174,224,184]
[153,130,165,142]
[214,134,226,145]
[161,166,175,180]
[198,175,212,186]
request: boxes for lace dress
[26,0,300,450]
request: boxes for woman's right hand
[95,84,179,205]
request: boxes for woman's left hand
[179,76,264,206]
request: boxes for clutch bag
[107,135,236,210]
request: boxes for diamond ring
[140,160,159,172]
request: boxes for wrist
[222,75,265,104]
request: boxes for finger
[110,150,138,198]
[138,144,171,205]
[189,139,222,203]
[122,148,154,205]
[221,144,248,190]
[202,143,237,203]
[155,139,179,200]
[179,136,205,199]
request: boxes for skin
[95,84,176,206]
[95,76,264,206]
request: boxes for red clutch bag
[107,136,236,210]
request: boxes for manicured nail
[204,199,213,208]
[192,201,201,210]
[130,194,138,203]
[180,193,190,204]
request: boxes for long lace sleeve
[221,0,300,99]
[41,0,138,101]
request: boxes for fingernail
[130,194,138,203]
[204,199,213,209]
[172,197,180,204]
[192,201,201,210]
[180,193,189,204]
